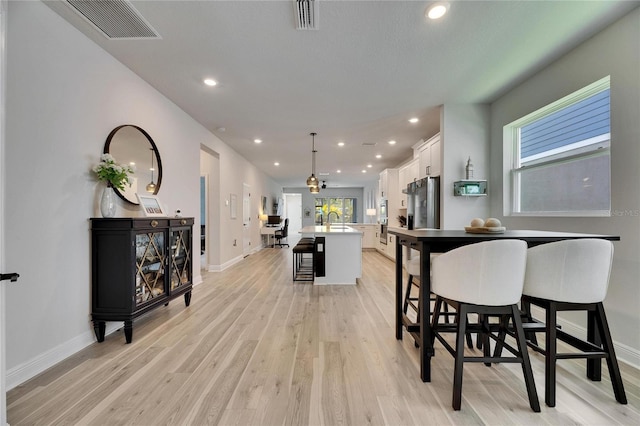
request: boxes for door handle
[1,273,19,282]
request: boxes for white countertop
[299,225,362,235]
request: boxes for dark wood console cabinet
[91,217,194,343]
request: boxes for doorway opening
[283,193,302,245]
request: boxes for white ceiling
[46,0,639,188]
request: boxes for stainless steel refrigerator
[406,176,440,229]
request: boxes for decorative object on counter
[397,215,407,227]
[306,132,320,192]
[465,156,474,179]
[103,125,162,205]
[136,193,167,217]
[93,153,135,218]
[453,180,487,196]
[99,184,117,218]
[464,217,506,233]
[175,209,182,218]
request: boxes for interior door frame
[242,183,251,255]
[1,1,8,422]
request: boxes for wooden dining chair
[430,240,540,412]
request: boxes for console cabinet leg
[93,321,106,342]
[124,320,133,344]
[184,291,192,307]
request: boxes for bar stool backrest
[432,240,527,306]
[523,239,613,304]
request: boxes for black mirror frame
[103,124,163,205]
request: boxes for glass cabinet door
[135,231,166,306]
[170,227,192,291]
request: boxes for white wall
[4,0,280,388]
[441,104,491,229]
[490,9,640,366]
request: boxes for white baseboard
[207,254,244,272]
[6,322,120,391]
[529,306,640,370]
[192,274,203,286]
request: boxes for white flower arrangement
[92,153,135,191]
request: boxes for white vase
[100,185,117,218]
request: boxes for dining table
[387,228,621,383]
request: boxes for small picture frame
[230,193,237,219]
[136,193,167,217]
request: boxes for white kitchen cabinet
[387,234,396,260]
[379,168,399,226]
[352,225,376,249]
[417,133,441,178]
[398,158,419,208]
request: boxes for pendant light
[146,148,156,193]
[306,132,319,191]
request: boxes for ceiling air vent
[294,0,319,30]
[361,142,378,147]
[66,0,160,39]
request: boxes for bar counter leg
[420,242,432,382]
[395,239,403,340]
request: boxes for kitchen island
[299,225,362,285]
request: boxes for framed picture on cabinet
[136,193,167,217]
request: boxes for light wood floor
[8,248,640,425]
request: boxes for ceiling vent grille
[362,142,378,146]
[294,0,319,30]
[66,0,160,39]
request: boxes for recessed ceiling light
[375,154,382,159]
[409,117,419,123]
[337,169,341,173]
[274,162,279,166]
[338,142,345,147]
[254,139,262,144]
[361,170,367,173]
[426,2,449,20]
[367,164,372,168]
[204,78,217,86]
[388,140,396,145]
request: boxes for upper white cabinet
[416,133,441,178]
[379,168,398,199]
[398,158,419,208]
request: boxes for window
[315,197,357,224]
[506,76,610,216]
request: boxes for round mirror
[104,125,162,205]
